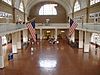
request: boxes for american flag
[68,19,78,37]
[26,21,36,42]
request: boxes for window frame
[39,4,57,15]
[19,1,24,12]
[74,1,80,12]
[2,0,12,5]
[90,0,100,5]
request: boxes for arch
[15,0,20,9]
[91,33,100,45]
[28,2,67,23]
[71,0,88,15]
[25,0,72,16]
[19,1,24,12]
[15,0,24,12]
[80,0,88,8]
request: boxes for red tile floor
[0,39,100,75]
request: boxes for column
[12,32,17,53]
[17,31,21,49]
[0,36,4,68]
[23,29,28,43]
[40,29,42,40]
[12,0,15,23]
[79,31,83,48]
[55,29,57,40]
[86,0,90,23]
[70,32,75,42]
[84,31,91,53]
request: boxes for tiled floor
[0,39,100,75]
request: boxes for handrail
[0,23,100,36]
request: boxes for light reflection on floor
[39,59,57,70]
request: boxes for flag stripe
[28,23,36,39]
[28,24,36,41]
[69,24,77,36]
[26,23,36,42]
[68,19,78,37]
[69,25,77,36]
[69,23,77,34]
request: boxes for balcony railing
[76,23,100,33]
[0,23,26,35]
[0,23,100,35]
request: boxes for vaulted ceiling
[21,0,88,15]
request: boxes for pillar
[23,29,28,43]
[84,31,91,53]
[12,0,15,23]
[55,29,57,40]
[17,31,21,49]
[0,36,4,68]
[12,32,17,53]
[79,31,83,48]
[86,0,90,23]
[24,7,26,22]
[70,32,75,42]
[40,29,42,40]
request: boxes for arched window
[91,33,100,45]
[74,1,80,12]
[15,0,20,9]
[2,0,12,5]
[90,0,100,5]
[19,1,24,12]
[39,4,57,15]
[2,36,7,45]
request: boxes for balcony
[35,23,68,29]
[0,23,26,36]
[76,23,100,33]
[0,23,100,36]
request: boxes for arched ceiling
[21,0,88,15]
[23,0,75,15]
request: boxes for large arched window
[90,0,100,5]
[39,4,57,15]
[74,1,80,12]
[19,1,24,12]
[2,0,12,5]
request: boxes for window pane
[19,2,24,12]
[39,4,57,15]
[90,0,100,5]
[74,1,80,12]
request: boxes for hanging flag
[68,19,78,37]
[26,20,36,42]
